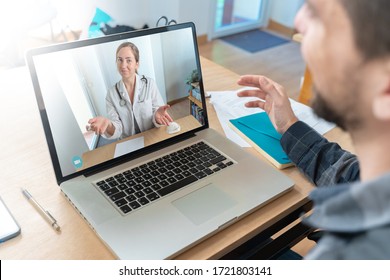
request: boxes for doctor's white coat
[103,74,164,139]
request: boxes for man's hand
[237,75,298,134]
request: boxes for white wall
[234,0,263,20]
[267,0,304,28]
[55,0,302,39]
[55,0,212,37]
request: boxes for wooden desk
[0,58,353,260]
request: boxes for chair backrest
[298,67,313,106]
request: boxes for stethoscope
[115,75,148,106]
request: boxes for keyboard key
[143,187,154,194]
[105,187,119,196]
[204,168,214,175]
[135,177,145,183]
[125,174,135,180]
[150,178,160,184]
[138,197,149,206]
[157,175,198,197]
[120,205,132,214]
[99,183,110,192]
[195,171,207,179]
[125,188,135,195]
[129,201,141,209]
[117,177,127,184]
[210,155,226,165]
[108,180,119,187]
[141,181,152,188]
[118,184,128,191]
[126,194,136,202]
[151,184,161,191]
[126,180,137,187]
[115,198,128,207]
[159,180,169,188]
[110,191,126,202]
[135,191,145,198]
[167,177,177,184]
[158,174,168,180]
[147,193,160,201]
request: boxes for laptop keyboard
[94,141,235,215]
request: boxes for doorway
[209,0,268,39]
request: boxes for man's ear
[372,79,390,121]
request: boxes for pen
[21,188,61,232]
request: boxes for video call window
[33,27,204,176]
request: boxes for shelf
[188,95,202,108]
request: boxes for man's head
[295,0,390,131]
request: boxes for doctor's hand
[155,105,173,126]
[237,75,298,134]
[87,116,115,136]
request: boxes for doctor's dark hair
[340,0,390,60]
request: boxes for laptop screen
[26,23,207,183]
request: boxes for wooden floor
[198,33,316,258]
[198,35,305,100]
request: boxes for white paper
[114,136,145,158]
[289,99,336,135]
[209,89,335,147]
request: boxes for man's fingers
[238,75,281,99]
[245,100,265,109]
[238,75,262,87]
[237,89,266,100]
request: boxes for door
[209,0,268,39]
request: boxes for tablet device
[0,196,21,243]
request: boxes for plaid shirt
[281,121,390,259]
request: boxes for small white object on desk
[166,122,181,134]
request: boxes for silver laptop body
[26,22,294,259]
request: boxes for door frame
[208,0,270,40]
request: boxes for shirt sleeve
[280,121,360,186]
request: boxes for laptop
[26,22,294,259]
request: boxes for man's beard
[310,88,358,131]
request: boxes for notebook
[229,112,293,169]
[25,22,294,259]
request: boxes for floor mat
[220,29,290,53]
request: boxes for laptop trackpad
[172,183,238,225]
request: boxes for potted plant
[185,69,199,90]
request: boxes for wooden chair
[293,33,313,106]
[298,67,313,106]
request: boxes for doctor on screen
[87,42,173,139]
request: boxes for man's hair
[340,0,390,60]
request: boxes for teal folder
[229,112,292,169]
